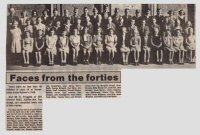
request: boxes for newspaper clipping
[6,4,195,130]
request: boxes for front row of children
[10,20,195,66]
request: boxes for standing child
[10,20,22,65]
[58,30,69,65]
[81,27,93,64]
[46,28,58,66]
[185,28,195,63]
[151,27,163,64]
[22,30,34,66]
[35,30,45,66]
[173,29,185,64]
[163,30,174,64]
[93,27,104,64]
[24,19,33,37]
[69,29,81,65]
[130,29,141,66]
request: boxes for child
[151,27,163,64]
[185,28,195,63]
[22,30,34,66]
[81,27,93,64]
[46,28,58,66]
[120,27,130,65]
[58,30,69,65]
[69,29,80,65]
[130,29,141,66]
[142,29,151,64]
[20,10,28,31]
[24,19,33,36]
[173,29,185,64]
[35,17,46,35]
[163,30,174,64]
[63,18,72,36]
[105,28,118,65]
[54,20,62,36]
[93,27,104,64]
[35,30,45,66]
[128,19,138,37]
[10,20,22,65]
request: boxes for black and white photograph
[6,4,196,70]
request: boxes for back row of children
[7,6,195,66]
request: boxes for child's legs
[156,50,159,62]
[144,50,146,62]
[35,52,39,63]
[22,50,26,64]
[122,52,125,62]
[137,50,140,62]
[126,51,130,63]
[147,50,150,62]
[72,49,75,62]
[25,51,29,64]
[160,50,163,62]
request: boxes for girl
[151,27,163,64]
[10,20,22,65]
[120,27,130,65]
[163,30,174,64]
[20,10,28,31]
[174,19,183,35]
[74,18,84,36]
[54,20,62,36]
[69,29,80,65]
[130,29,141,66]
[58,30,69,65]
[185,28,195,63]
[31,9,38,27]
[184,21,193,36]
[63,18,72,36]
[105,28,118,65]
[93,27,104,64]
[173,29,185,64]
[178,9,186,28]
[41,9,50,26]
[22,30,34,66]
[128,19,138,37]
[35,30,45,66]
[24,19,33,36]
[81,27,93,65]
[35,17,46,35]
[142,29,151,64]
[46,28,58,66]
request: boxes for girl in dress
[24,19,33,37]
[130,29,141,66]
[81,27,93,64]
[151,27,163,64]
[163,30,174,64]
[185,28,195,63]
[74,18,84,35]
[184,21,193,36]
[35,29,45,66]
[69,29,81,65]
[174,19,183,35]
[58,30,69,65]
[105,28,118,65]
[173,29,185,64]
[120,27,130,65]
[93,27,104,64]
[128,19,138,37]
[10,20,22,65]
[31,9,38,27]
[63,18,72,36]
[46,28,58,66]
[142,29,151,64]
[41,9,50,26]
[22,30,34,66]
[19,10,28,31]
[35,17,46,35]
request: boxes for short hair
[32,9,38,16]
[9,7,15,12]
[157,8,161,12]
[179,9,185,15]
[168,10,174,15]
[125,8,129,12]
[53,8,58,12]
[42,9,49,15]
[74,7,78,11]
[84,7,88,10]
[114,8,119,12]
[135,9,140,13]
[21,10,28,17]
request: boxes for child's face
[43,11,48,16]
[131,20,135,25]
[177,30,181,36]
[74,29,78,35]
[23,11,27,17]
[189,29,193,35]
[97,29,101,34]
[27,20,31,25]
[33,11,37,17]
[108,17,112,23]
[122,28,126,33]
[38,31,43,36]
[50,30,55,35]
[77,19,81,24]
[13,21,18,27]
[62,31,67,36]
[153,18,156,24]
[109,30,113,35]
[56,21,61,27]
[38,18,42,23]
[26,32,30,37]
